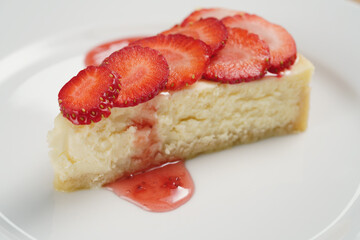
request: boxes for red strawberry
[130,34,211,90]
[102,45,169,107]
[58,66,121,125]
[181,8,245,26]
[85,36,144,66]
[161,18,228,55]
[203,28,270,83]
[222,14,297,73]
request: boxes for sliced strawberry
[58,66,120,125]
[102,45,169,107]
[130,34,211,90]
[161,18,228,55]
[222,14,297,73]
[85,36,144,66]
[181,8,245,26]
[203,28,270,83]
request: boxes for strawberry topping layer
[58,66,121,125]
[131,34,211,90]
[204,28,270,83]
[161,18,228,55]
[222,14,297,73]
[102,45,169,107]
[58,8,298,125]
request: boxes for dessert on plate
[48,8,314,195]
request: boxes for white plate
[1,1,360,240]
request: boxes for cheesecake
[48,8,314,192]
[48,54,313,191]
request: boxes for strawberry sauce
[106,161,194,212]
[85,36,144,66]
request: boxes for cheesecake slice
[48,54,313,191]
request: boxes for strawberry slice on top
[102,45,169,107]
[181,8,245,26]
[85,36,143,66]
[130,34,211,90]
[222,14,297,73]
[58,66,121,125]
[203,28,270,83]
[161,18,228,55]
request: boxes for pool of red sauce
[106,161,194,212]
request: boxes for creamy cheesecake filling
[48,54,314,191]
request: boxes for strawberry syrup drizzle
[106,161,194,212]
[85,36,145,66]
[106,103,194,212]
[129,105,161,168]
